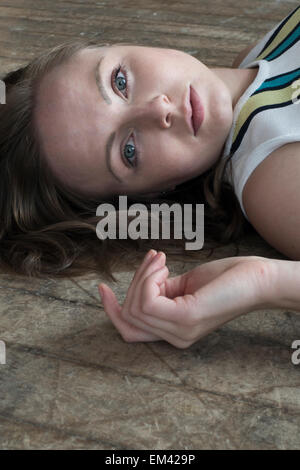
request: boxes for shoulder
[242,141,300,260]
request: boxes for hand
[98,250,275,349]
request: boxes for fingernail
[98,284,104,297]
[147,249,156,259]
[153,251,163,261]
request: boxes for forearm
[184,256,300,318]
[269,259,300,311]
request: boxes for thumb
[163,271,187,299]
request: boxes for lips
[190,85,204,136]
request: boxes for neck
[211,66,258,109]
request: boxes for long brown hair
[0,39,255,281]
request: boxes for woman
[1,6,300,348]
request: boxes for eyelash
[112,63,139,169]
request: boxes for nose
[130,94,173,129]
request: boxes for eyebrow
[94,57,123,184]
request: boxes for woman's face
[35,44,233,198]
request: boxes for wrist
[266,259,300,311]
[248,256,285,311]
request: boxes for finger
[131,249,157,285]
[100,282,183,346]
[98,262,192,347]
[162,271,188,299]
[98,282,122,313]
[134,265,181,333]
[134,251,167,304]
[125,249,158,303]
[133,265,195,339]
[98,283,160,342]
[139,252,168,300]
[141,264,194,323]
[99,273,194,349]
[141,251,166,280]
[98,251,164,342]
[123,251,166,315]
[122,301,193,349]
[100,254,193,346]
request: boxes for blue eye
[114,67,127,94]
[122,134,137,168]
[113,66,129,97]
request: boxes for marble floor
[0,0,300,450]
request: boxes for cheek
[156,139,191,170]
